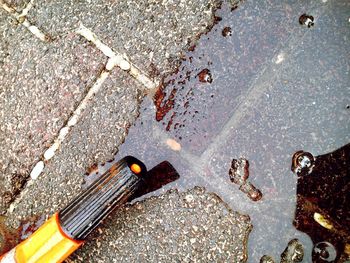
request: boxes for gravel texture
[2,0,30,12]
[68,187,252,263]
[0,10,105,213]
[6,68,145,223]
[26,0,222,80]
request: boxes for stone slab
[0,10,105,213]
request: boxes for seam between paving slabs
[7,36,157,213]
[76,24,157,90]
[150,124,258,213]
[200,0,332,164]
[0,0,48,41]
[18,0,34,17]
[26,25,158,181]
[3,2,158,213]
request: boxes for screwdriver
[0,156,147,263]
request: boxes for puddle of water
[131,161,180,200]
[113,101,203,199]
[114,0,350,262]
[228,158,263,201]
[152,0,323,156]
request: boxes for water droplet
[260,255,275,263]
[293,144,349,262]
[239,182,263,202]
[229,158,263,201]
[197,69,213,83]
[280,239,304,263]
[222,26,232,37]
[214,15,222,24]
[229,158,249,184]
[291,151,315,175]
[299,14,314,28]
[312,242,337,262]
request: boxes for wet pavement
[115,0,350,261]
[293,145,350,262]
[0,0,349,262]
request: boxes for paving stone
[7,68,145,225]
[26,0,223,79]
[68,187,252,263]
[0,10,105,213]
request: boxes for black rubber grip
[58,156,146,240]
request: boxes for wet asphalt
[0,0,349,262]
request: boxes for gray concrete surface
[0,8,106,212]
[26,0,222,80]
[91,0,350,261]
[5,68,144,222]
[0,0,255,261]
[0,0,225,215]
[68,188,252,263]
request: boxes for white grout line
[18,0,35,18]
[3,19,156,211]
[6,22,158,213]
[21,19,48,42]
[8,57,118,214]
[76,23,157,90]
[0,0,13,13]
[0,0,49,42]
[30,69,111,180]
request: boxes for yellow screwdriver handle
[0,156,147,263]
[0,213,82,263]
